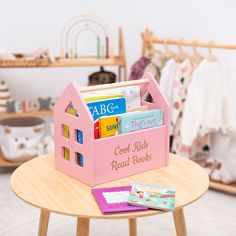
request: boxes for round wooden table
[10,153,209,236]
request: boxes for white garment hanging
[181,59,236,147]
[159,59,180,103]
[159,59,180,135]
[209,134,236,183]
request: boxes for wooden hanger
[161,39,175,60]
[207,41,218,62]
[174,39,188,62]
[190,40,203,67]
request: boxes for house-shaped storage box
[54,72,169,186]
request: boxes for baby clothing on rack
[170,59,210,157]
[129,57,151,81]
[159,59,180,105]
[181,59,236,147]
[206,133,236,184]
[171,59,193,156]
[159,59,180,135]
[145,53,167,82]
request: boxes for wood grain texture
[173,208,187,236]
[0,154,23,167]
[0,149,35,167]
[10,153,209,219]
[38,210,50,236]
[76,218,90,236]
[209,181,236,195]
[0,110,52,119]
[51,57,119,67]
[129,218,137,236]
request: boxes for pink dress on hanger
[171,59,210,158]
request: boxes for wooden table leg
[129,218,137,236]
[38,209,50,236]
[172,208,187,236]
[76,218,90,236]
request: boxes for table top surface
[10,153,209,219]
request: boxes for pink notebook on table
[92,186,148,214]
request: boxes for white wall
[1,0,236,101]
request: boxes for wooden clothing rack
[141,29,236,57]
[141,28,236,195]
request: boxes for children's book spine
[118,109,163,134]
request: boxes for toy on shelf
[0,81,12,112]
[60,14,114,59]
[54,14,126,81]
[54,72,169,186]
[6,97,56,113]
[0,117,45,162]
[0,48,51,67]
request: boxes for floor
[1,167,236,236]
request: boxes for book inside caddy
[65,85,164,141]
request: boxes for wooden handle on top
[79,78,149,93]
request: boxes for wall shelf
[0,152,25,167]
[51,56,124,67]
[0,56,124,69]
[209,181,236,195]
[0,28,126,168]
[0,110,52,119]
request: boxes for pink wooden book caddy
[54,72,169,186]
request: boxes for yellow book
[84,94,123,102]
[63,125,70,138]
[64,147,70,160]
[99,115,119,138]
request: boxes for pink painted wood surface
[94,125,168,185]
[54,82,95,186]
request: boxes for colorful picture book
[128,183,176,211]
[92,186,148,214]
[64,87,165,140]
[84,94,123,103]
[87,97,126,121]
[118,109,163,134]
[99,115,119,138]
[83,85,141,109]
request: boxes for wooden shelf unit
[52,56,124,67]
[210,181,236,195]
[0,56,125,69]
[0,110,52,119]
[0,154,23,167]
[0,28,126,168]
[0,151,35,167]
[53,28,126,81]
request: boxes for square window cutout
[62,124,70,138]
[63,147,70,161]
[76,152,84,167]
[75,129,83,144]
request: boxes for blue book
[87,97,126,121]
[77,130,83,144]
[118,109,163,134]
